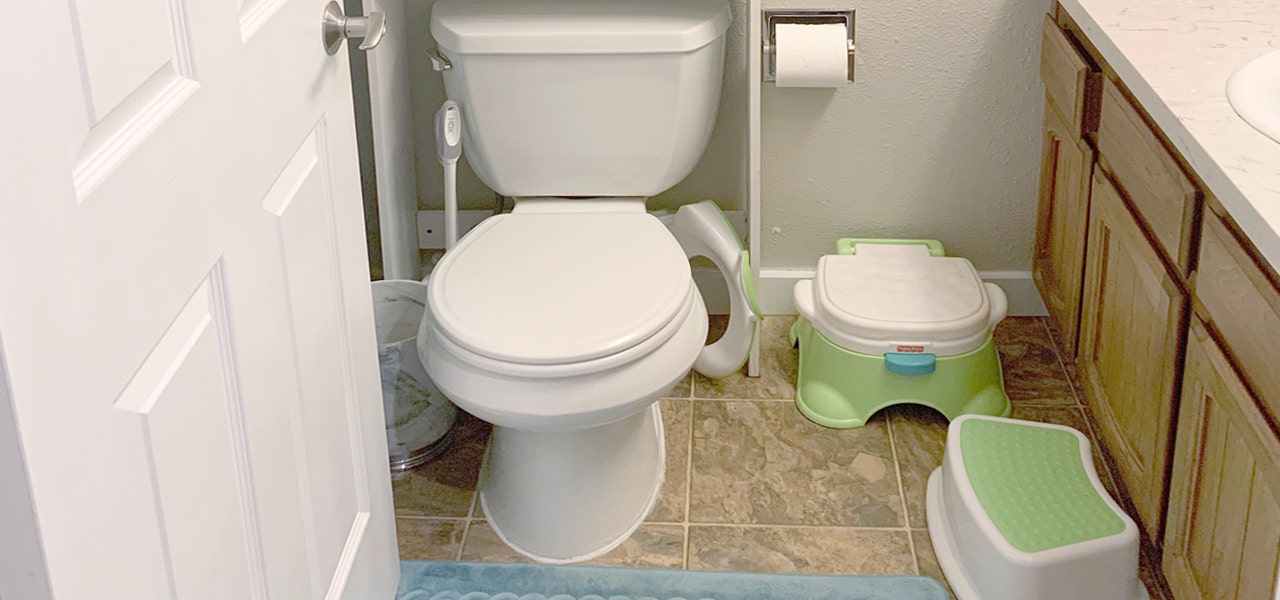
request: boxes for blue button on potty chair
[790,239,1011,428]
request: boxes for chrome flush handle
[322,1,388,55]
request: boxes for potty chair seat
[790,239,1011,428]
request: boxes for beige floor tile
[396,518,465,561]
[694,316,797,400]
[1038,317,1087,391]
[393,412,491,518]
[688,525,915,575]
[461,522,685,568]
[886,405,949,528]
[911,530,956,599]
[648,399,692,523]
[995,317,1076,407]
[690,401,904,527]
[670,370,693,398]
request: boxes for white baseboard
[701,268,1047,317]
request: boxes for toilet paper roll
[774,23,849,88]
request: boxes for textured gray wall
[404,0,1048,272]
[759,0,1049,271]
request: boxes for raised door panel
[1034,96,1095,357]
[1040,15,1100,137]
[1195,209,1280,429]
[1096,79,1200,273]
[1078,171,1186,541]
[1164,319,1280,600]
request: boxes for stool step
[961,418,1125,552]
[926,415,1147,600]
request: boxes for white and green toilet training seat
[790,239,1011,428]
[658,200,762,379]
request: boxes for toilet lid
[813,244,991,346]
[428,211,693,365]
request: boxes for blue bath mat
[398,561,949,599]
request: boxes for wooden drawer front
[1040,15,1098,136]
[1096,79,1199,272]
[1078,171,1186,541]
[1164,319,1280,600]
[1196,210,1280,428]
[1034,100,1095,357]
[1039,15,1100,134]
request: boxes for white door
[0,0,398,597]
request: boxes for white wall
[402,0,1049,273]
[760,0,1049,271]
[0,338,53,600]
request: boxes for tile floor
[392,316,1170,599]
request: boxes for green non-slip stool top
[960,418,1126,553]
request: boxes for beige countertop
[1057,0,1280,267]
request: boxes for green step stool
[926,415,1147,600]
[790,240,1010,428]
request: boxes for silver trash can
[373,280,458,473]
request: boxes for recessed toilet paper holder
[762,9,855,83]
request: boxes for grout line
[687,397,795,402]
[683,397,696,570]
[1035,316,1084,408]
[906,529,921,575]
[884,415,914,529]
[396,514,469,522]
[456,518,472,561]
[885,414,920,573]
[679,522,919,532]
[467,488,480,520]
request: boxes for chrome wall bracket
[429,49,452,72]
[762,8,856,83]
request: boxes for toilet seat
[424,286,698,379]
[428,208,692,368]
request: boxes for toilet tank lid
[430,0,731,55]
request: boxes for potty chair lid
[810,243,994,356]
[428,210,693,366]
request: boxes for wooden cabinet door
[1163,319,1280,600]
[1034,99,1095,357]
[1078,171,1187,541]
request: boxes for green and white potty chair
[790,239,1010,428]
[927,415,1147,600]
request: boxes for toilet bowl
[421,0,745,562]
[417,199,713,562]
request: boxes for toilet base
[478,402,665,563]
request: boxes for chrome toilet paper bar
[762,9,856,83]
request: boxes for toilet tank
[430,0,731,198]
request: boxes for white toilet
[417,0,747,563]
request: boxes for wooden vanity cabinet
[1034,15,1100,355]
[1163,318,1280,600]
[1034,104,1094,357]
[1195,208,1280,428]
[1038,6,1280,597]
[1077,171,1186,542]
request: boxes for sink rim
[1228,48,1280,144]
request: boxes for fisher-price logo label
[896,345,926,353]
